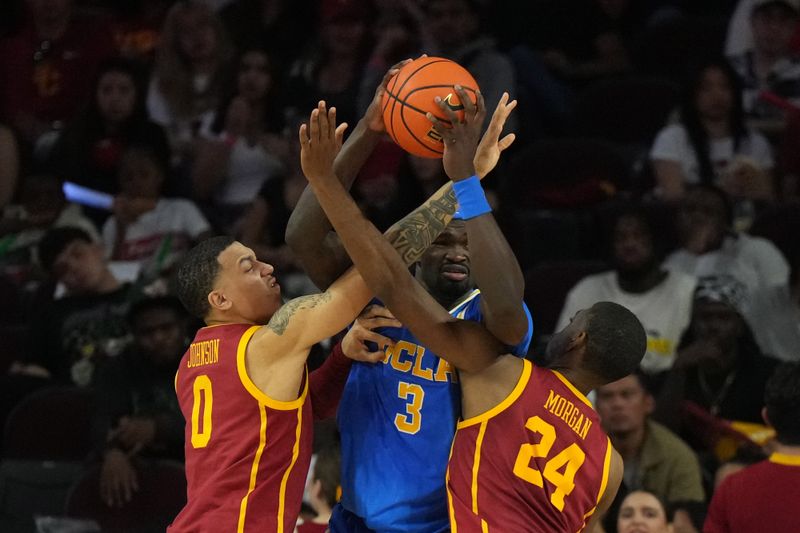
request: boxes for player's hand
[342,304,401,363]
[299,101,348,184]
[100,448,139,507]
[474,92,517,179]
[426,86,486,181]
[365,59,414,132]
[113,416,157,452]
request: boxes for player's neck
[205,312,258,327]
[548,366,595,397]
[772,441,800,457]
[612,424,647,461]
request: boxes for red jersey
[169,324,313,533]
[447,359,612,533]
[704,453,800,533]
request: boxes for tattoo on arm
[267,292,333,335]
[387,188,457,265]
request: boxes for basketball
[382,57,480,158]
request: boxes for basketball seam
[387,59,451,146]
[399,101,444,156]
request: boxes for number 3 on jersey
[395,381,424,434]
[513,415,586,511]
[191,375,213,448]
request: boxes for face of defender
[214,242,282,324]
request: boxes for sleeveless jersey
[169,324,313,533]
[447,359,612,533]
[338,290,533,532]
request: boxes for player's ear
[761,406,771,428]
[208,289,232,312]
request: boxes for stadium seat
[65,460,186,533]
[3,386,92,461]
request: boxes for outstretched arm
[428,89,529,346]
[286,62,409,289]
[301,104,503,374]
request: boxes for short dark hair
[38,226,94,273]
[684,183,734,227]
[313,445,341,508]
[765,363,800,445]
[127,295,186,327]
[583,302,647,383]
[175,236,235,319]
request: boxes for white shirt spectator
[557,271,697,373]
[102,198,210,267]
[650,123,773,186]
[745,284,800,361]
[218,138,284,206]
[665,233,789,296]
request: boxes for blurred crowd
[0,0,798,532]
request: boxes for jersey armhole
[236,325,309,410]
[457,358,532,429]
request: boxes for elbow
[488,308,529,346]
[284,218,303,251]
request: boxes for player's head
[128,296,188,367]
[415,219,473,308]
[610,206,660,276]
[38,227,110,295]
[546,301,646,385]
[596,371,654,437]
[309,445,341,514]
[176,237,281,324]
[763,363,800,445]
[617,490,671,533]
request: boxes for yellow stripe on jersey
[450,288,481,315]
[481,519,489,532]
[277,403,304,533]
[174,369,179,394]
[550,369,593,408]
[472,421,488,514]
[446,438,458,533]
[238,405,268,533]
[770,452,800,466]
[458,359,532,429]
[236,325,308,410]
[580,437,614,529]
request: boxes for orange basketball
[381,56,479,158]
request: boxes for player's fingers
[426,113,455,142]
[474,90,486,123]
[454,85,475,117]
[298,123,309,147]
[358,348,386,363]
[360,304,395,319]
[309,108,320,142]
[318,101,330,140]
[335,122,348,149]
[357,330,396,349]
[434,95,461,125]
[498,133,516,152]
[329,106,337,139]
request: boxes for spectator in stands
[11,227,136,388]
[0,0,113,150]
[49,57,170,207]
[665,184,789,296]
[745,251,800,362]
[285,0,374,129]
[147,1,232,164]
[616,490,673,533]
[729,0,800,132]
[650,58,774,202]
[596,372,704,531]
[93,296,187,508]
[654,275,779,439]
[0,124,19,210]
[704,363,800,533]
[219,0,311,73]
[192,47,285,232]
[0,174,98,287]
[557,205,696,373]
[296,445,340,533]
[102,145,212,276]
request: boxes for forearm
[309,341,352,420]
[465,213,528,344]
[384,182,457,265]
[285,119,381,288]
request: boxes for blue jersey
[338,289,533,532]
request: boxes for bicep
[589,448,623,530]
